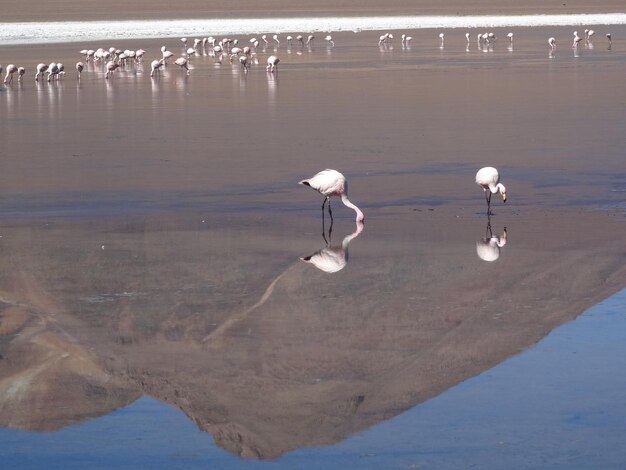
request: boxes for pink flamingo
[266,55,280,72]
[299,169,365,223]
[4,64,17,84]
[174,57,190,74]
[476,166,507,214]
[34,63,48,81]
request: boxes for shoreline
[1,13,626,45]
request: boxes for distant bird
[306,34,315,46]
[507,32,514,43]
[17,67,25,81]
[548,37,557,49]
[465,32,470,43]
[266,55,280,72]
[273,34,280,45]
[586,29,595,42]
[325,35,335,46]
[296,35,304,46]
[476,167,507,214]
[299,169,365,223]
[150,59,164,77]
[239,55,249,71]
[401,34,412,45]
[47,62,59,82]
[378,33,389,45]
[174,57,190,74]
[262,34,269,45]
[286,35,293,46]
[181,37,187,46]
[606,33,612,46]
[572,31,583,48]
[75,61,84,79]
[105,60,119,79]
[35,63,48,81]
[3,64,17,84]
[161,46,175,63]
[439,32,445,43]
[301,221,364,273]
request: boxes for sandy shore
[1,0,625,22]
[0,22,625,459]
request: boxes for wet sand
[1,24,625,459]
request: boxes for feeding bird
[475,166,507,214]
[299,169,365,223]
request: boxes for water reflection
[301,221,364,273]
[476,217,507,262]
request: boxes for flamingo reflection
[301,221,364,273]
[476,216,507,262]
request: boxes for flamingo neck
[490,183,505,195]
[341,194,365,222]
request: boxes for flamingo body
[299,169,365,222]
[476,167,507,211]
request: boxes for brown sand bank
[1,0,625,22]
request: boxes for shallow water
[0,25,625,466]
[2,14,626,45]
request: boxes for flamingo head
[500,184,507,202]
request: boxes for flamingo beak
[502,194,507,203]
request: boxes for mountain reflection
[0,210,623,459]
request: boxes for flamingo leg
[328,198,333,221]
[486,191,492,216]
[322,197,328,240]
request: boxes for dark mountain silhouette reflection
[0,210,624,459]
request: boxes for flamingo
[262,34,269,45]
[266,55,279,72]
[465,32,470,43]
[476,219,507,262]
[507,32,514,43]
[47,62,59,82]
[476,167,507,214]
[150,59,164,77]
[299,169,365,223]
[161,46,175,63]
[587,29,595,42]
[548,37,557,49]
[186,47,196,56]
[181,37,187,47]
[17,67,25,81]
[378,33,388,45]
[301,221,364,273]
[296,35,304,46]
[286,35,293,46]
[76,62,84,79]
[174,57,190,74]
[572,31,583,48]
[4,64,17,84]
[306,34,314,46]
[105,60,119,79]
[34,63,48,81]
[439,32,445,44]
[273,34,280,45]
[239,55,249,71]
[325,35,335,46]
[57,63,65,78]
[607,33,612,46]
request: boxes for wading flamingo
[548,37,557,49]
[476,166,507,214]
[35,63,48,81]
[299,169,365,223]
[174,57,190,74]
[4,64,17,84]
[75,62,84,79]
[17,67,25,81]
[266,55,279,72]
